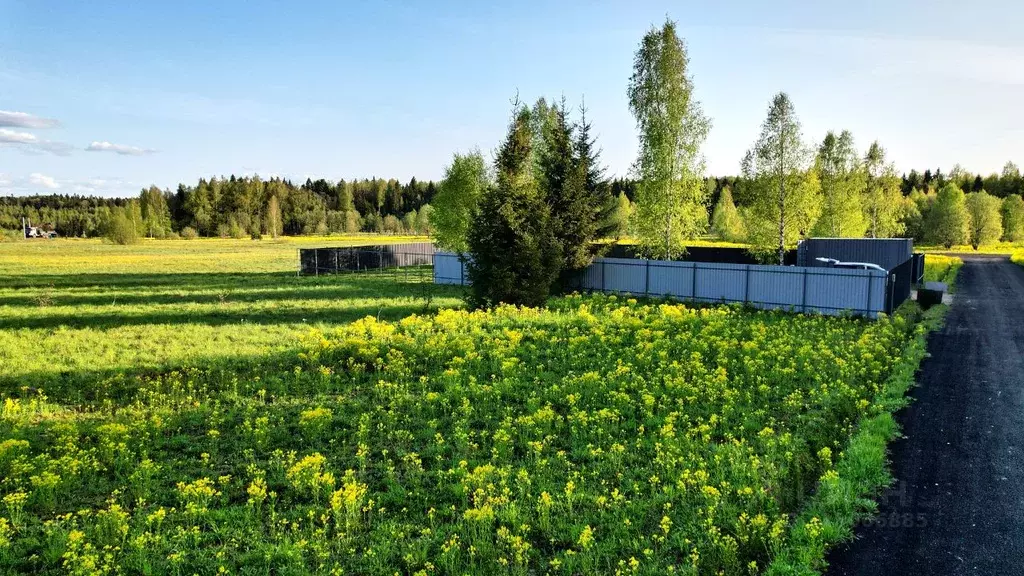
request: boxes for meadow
[0,237,458,391]
[922,255,963,287]
[0,238,945,575]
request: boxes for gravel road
[827,257,1024,575]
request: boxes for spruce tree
[466,103,560,308]
[576,101,613,241]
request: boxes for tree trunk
[778,139,786,266]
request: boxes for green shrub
[105,211,139,245]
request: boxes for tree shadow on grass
[0,344,312,406]
[0,301,444,330]
[0,270,444,294]
[0,271,464,329]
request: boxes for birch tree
[928,183,970,248]
[742,93,819,264]
[862,141,904,237]
[431,150,489,253]
[627,18,710,259]
[1001,194,1024,242]
[812,130,866,237]
[965,190,1003,249]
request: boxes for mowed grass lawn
[0,237,462,389]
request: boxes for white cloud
[0,128,39,144]
[0,110,60,129]
[85,141,156,156]
[0,128,73,156]
[0,174,139,197]
[28,173,60,189]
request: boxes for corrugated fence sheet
[433,252,466,285]
[798,238,913,270]
[435,252,890,318]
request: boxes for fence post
[691,262,698,302]
[644,259,650,296]
[865,273,874,318]
[801,267,808,313]
[744,264,750,303]
[314,250,319,277]
[601,259,606,292]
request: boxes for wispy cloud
[0,173,140,197]
[768,30,1024,87]
[0,128,73,156]
[28,173,60,189]
[85,141,156,156]
[0,110,61,129]
[0,128,38,144]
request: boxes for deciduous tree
[1001,194,1024,242]
[742,93,819,263]
[266,194,282,238]
[628,18,710,259]
[965,190,1003,249]
[812,130,865,237]
[862,141,904,238]
[604,192,633,240]
[431,150,489,253]
[927,183,970,248]
[710,186,745,242]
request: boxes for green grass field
[0,237,460,392]
[0,237,946,575]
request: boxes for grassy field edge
[766,303,948,575]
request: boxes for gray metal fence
[434,252,890,318]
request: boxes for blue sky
[2,0,1022,197]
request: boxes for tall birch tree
[627,18,710,259]
[742,93,819,264]
[812,130,866,237]
[862,141,905,237]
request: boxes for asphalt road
[827,257,1024,575]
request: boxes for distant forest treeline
[3,164,1022,240]
[1,176,439,239]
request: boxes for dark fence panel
[799,238,913,270]
[885,256,914,313]
[911,253,925,284]
[298,243,434,275]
